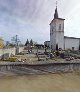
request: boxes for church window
[59,24,61,30]
[52,26,54,29]
[51,45,53,49]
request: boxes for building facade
[64,36,80,50]
[44,41,50,48]
[49,6,80,50]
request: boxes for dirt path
[0,73,80,92]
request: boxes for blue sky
[0,0,80,44]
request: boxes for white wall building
[64,36,80,50]
[49,6,80,50]
[44,41,50,48]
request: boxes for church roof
[50,5,65,25]
[64,36,80,39]
[54,7,58,19]
[50,18,65,25]
[44,41,50,42]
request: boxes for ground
[9,49,80,64]
[0,73,80,92]
[0,49,80,92]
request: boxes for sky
[0,0,80,44]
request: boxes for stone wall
[0,48,16,57]
[0,47,24,59]
[18,47,24,53]
[0,62,80,74]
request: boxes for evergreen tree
[25,39,29,46]
[30,39,33,46]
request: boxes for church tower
[50,3,65,50]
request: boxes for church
[44,5,80,50]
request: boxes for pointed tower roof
[54,4,58,19]
[50,1,65,25]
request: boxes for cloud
[0,0,80,44]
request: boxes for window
[53,26,54,29]
[59,24,61,30]
[51,45,53,49]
